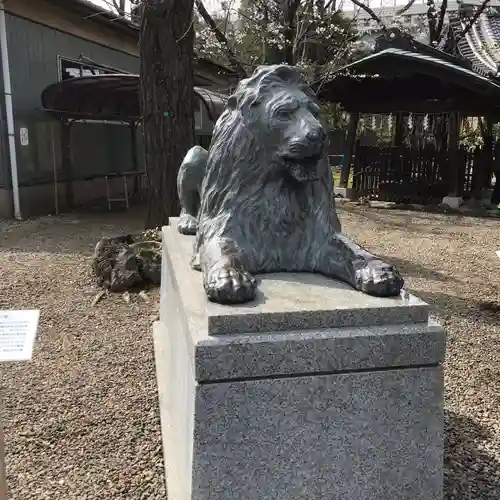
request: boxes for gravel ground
[1,209,165,500]
[340,204,500,500]
[2,205,500,499]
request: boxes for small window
[59,57,118,81]
[81,67,100,77]
[61,59,82,80]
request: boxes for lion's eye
[276,109,293,120]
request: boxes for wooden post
[61,120,73,210]
[447,112,461,196]
[393,112,405,146]
[339,112,359,188]
[475,117,493,197]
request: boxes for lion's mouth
[283,154,321,182]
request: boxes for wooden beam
[446,112,461,197]
[340,100,499,115]
[339,112,359,188]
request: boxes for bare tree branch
[294,0,314,57]
[194,0,247,76]
[396,0,417,16]
[456,0,491,41]
[436,0,448,39]
[111,0,127,16]
[223,0,236,35]
[350,0,387,31]
[281,0,302,64]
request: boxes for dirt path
[1,205,500,499]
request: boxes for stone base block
[334,186,357,199]
[155,222,446,500]
[441,196,463,209]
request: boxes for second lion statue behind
[177,64,404,304]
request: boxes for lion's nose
[306,127,326,144]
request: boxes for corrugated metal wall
[5,13,141,187]
[1,13,218,200]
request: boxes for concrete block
[154,224,446,500]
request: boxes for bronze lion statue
[177,64,403,304]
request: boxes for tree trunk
[280,0,301,65]
[140,0,195,229]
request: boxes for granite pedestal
[154,220,446,500]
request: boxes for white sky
[88,0,428,16]
[88,0,232,15]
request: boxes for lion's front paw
[355,259,404,297]
[204,265,257,304]
[177,214,198,235]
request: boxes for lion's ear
[227,95,238,110]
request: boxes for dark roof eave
[327,48,500,102]
[43,108,140,122]
[46,0,241,80]
[46,0,139,38]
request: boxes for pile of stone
[92,229,162,292]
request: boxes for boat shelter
[41,74,228,212]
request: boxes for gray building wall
[0,13,217,218]
[5,13,141,189]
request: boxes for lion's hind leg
[177,146,208,235]
[200,236,257,304]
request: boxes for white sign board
[0,310,39,362]
[19,127,29,146]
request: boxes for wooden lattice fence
[352,146,477,203]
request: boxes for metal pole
[51,123,59,215]
[0,1,21,219]
[0,389,7,499]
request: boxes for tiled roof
[449,12,500,77]
[335,47,500,94]
[348,0,500,20]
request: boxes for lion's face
[259,87,327,182]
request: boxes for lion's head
[210,65,328,179]
[199,65,330,218]
[235,65,326,181]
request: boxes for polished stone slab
[165,220,429,336]
[161,224,444,382]
[194,320,445,382]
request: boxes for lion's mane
[194,64,336,270]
